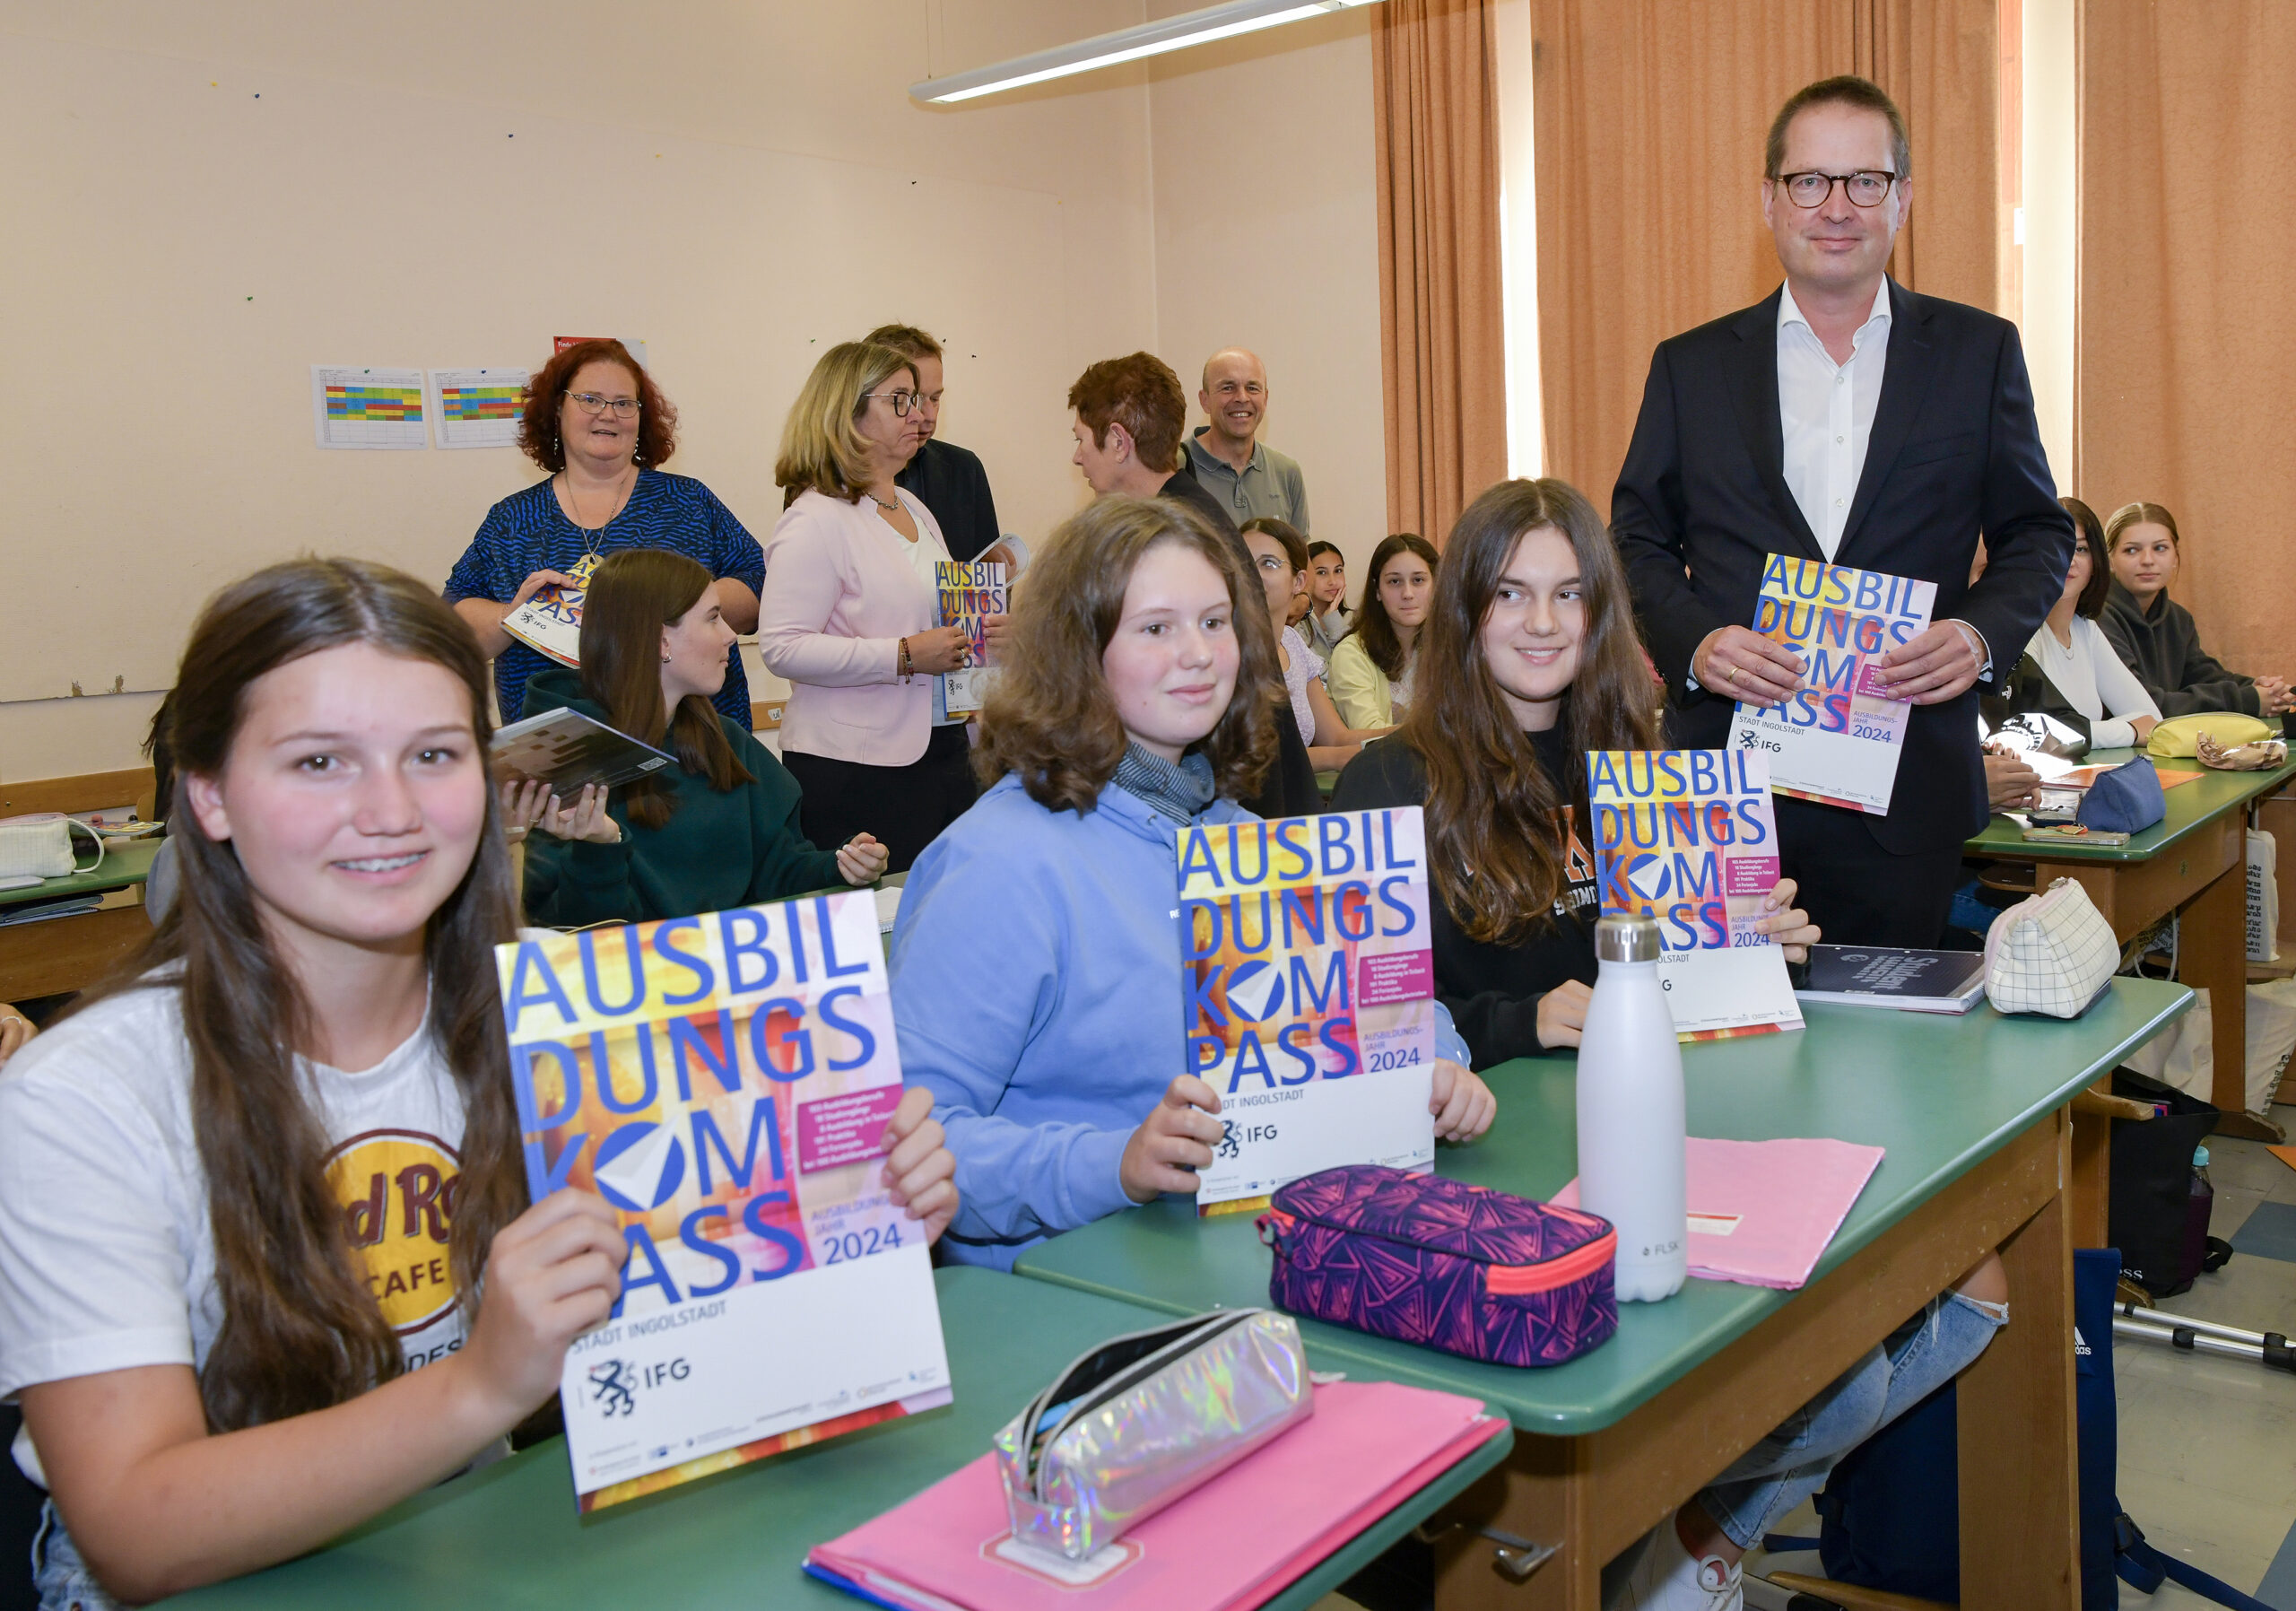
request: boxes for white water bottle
[1575,913,1688,1302]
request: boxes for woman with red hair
[444,340,766,727]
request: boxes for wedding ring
[1725,664,1738,684]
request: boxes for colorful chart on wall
[428,367,530,449]
[310,365,428,449]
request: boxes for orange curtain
[1531,0,2004,516]
[1371,0,1510,544]
[2077,1,2293,677]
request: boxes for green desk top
[0,838,159,909]
[1014,980,2190,1437]
[1964,747,2296,862]
[160,1267,1511,1611]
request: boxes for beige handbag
[1983,876,2119,1017]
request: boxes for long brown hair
[578,549,752,831]
[1355,533,1440,681]
[1404,480,1659,945]
[517,338,678,472]
[976,498,1279,813]
[70,558,526,1432]
[2059,497,2112,619]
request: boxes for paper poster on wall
[310,365,428,449]
[428,368,531,448]
[555,335,649,370]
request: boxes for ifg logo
[588,1358,639,1418]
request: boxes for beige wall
[1145,4,1388,592]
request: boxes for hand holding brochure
[491,706,674,794]
[1726,555,1935,814]
[1587,750,1804,1040]
[499,574,590,668]
[935,558,1009,718]
[1178,810,1438,1213]
[496,893,951,1511]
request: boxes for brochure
[497,892,951,1511]
[1726,555,1935,815]
[499,552,602,668]
[1793,944,1988,1014]
[1177,808,1438,1214]
[1587,749,1805,1041]
[491,706,675,795]
[935,558,1008,718]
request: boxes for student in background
[1301,539,1352,664]
[890,498,1492,1271]
[0,557,960,1607]
[870,323,1004,564]
[445,339,763,727]
[1185,348,1310,531]
[1326,533,1437,729]
[2101,501,2293,718]
[1331,482,2002,1611]
[760,342,975,874]
[1238,518,1377,773]
[1998,497,2161,749]
[512,550,886,926]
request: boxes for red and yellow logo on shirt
[324,1128,462,1335]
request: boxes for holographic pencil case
[1259,1164,1619,1367]
[991,1307,1311,1560]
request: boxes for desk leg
[2184,859,2280,1137]
[2067,1091,2110,1249]
[1955,1110,2079,1610]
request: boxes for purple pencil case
[1257,1165,1619,1368]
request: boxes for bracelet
[898,636,913,683]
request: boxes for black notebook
[1792,945,1987,1014]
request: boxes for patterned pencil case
[991,1307,1311,1561]
[1258,1165,1619,1367]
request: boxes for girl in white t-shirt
[0,559,956,1608]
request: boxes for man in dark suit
[1613,76,2070,948]
[873,323,1005,563]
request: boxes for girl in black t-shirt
[1334,478,1818,1066]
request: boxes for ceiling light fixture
[910,0,1382,106]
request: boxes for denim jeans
[32,1500,124,1611]
[1700,1290,2010,1551]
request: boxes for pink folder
[804,1380,1505,1611]
[1552,1136,1885,1290]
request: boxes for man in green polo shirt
[1186,347,1310,533]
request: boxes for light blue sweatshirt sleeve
[1432,1000,1470,1068]
[888,828,1139,1251]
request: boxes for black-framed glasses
[567,391,641,417]
[864,390,923,418]
[1772,170,1899,209]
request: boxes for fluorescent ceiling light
[910,0,1382,105]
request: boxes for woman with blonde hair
[759,341,976,871]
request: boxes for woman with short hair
[758,342,976,872]
[444,339,763,727]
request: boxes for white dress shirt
[2027,614,2161,751]
[1778,278,1891,561]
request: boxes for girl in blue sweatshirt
[890,497,1492,1269]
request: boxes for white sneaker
[1613,1518,1744,1611]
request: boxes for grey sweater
[2099,582,2260,718]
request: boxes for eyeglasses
[1772,170,1899,209]
[864,390,925,418]
[566,392,641,418]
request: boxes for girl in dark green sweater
[512,550,888,925]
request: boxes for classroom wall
[0,1,1170,780]
[1144,4,1391,584]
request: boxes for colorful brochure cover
[497,893,951,1511]
[935,559,1008,718]
[1178,808,1438,1214]
[1725,556,1935,814]
[499,552,601,668]
[1587,749,1805,1041]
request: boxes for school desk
[1966,746,2296,1224]
[0,838,158,1001]
[156,1266,1514,1611]
[1013,979,2191,1611]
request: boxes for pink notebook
[1552,1136,1884,1290]
[804,1380,1505,1611]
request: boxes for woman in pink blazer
[761,341,977,871]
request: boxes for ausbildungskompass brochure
[1178,808,1438,1214]
[497,893,951,1511]
[498,551,600,669]
[1588,749,1805,1041]
[934,559,1008,718]
[1725,555,1935,815]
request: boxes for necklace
[561,466,637,529]
[865,488,900,512]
